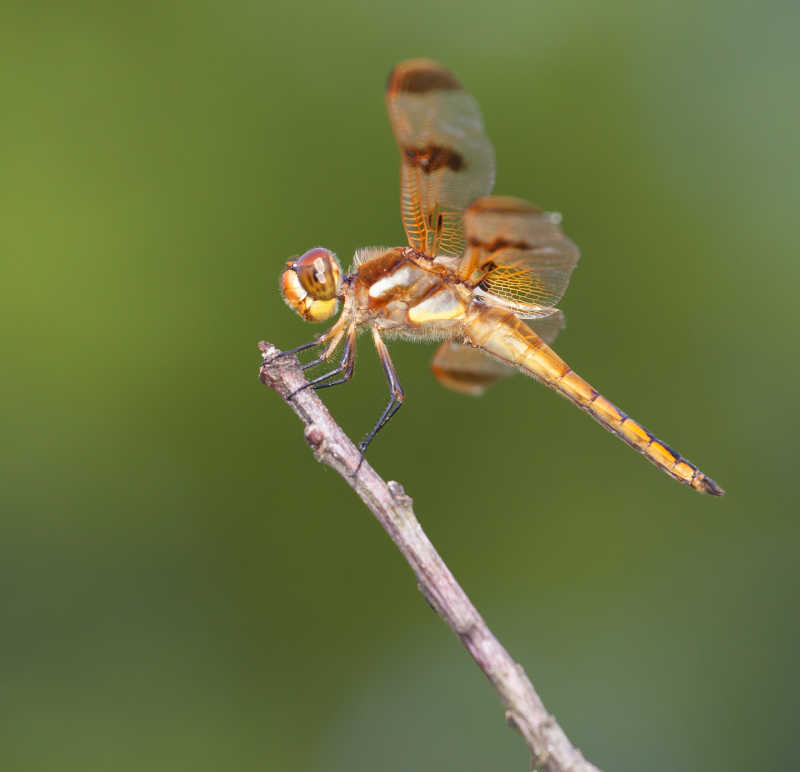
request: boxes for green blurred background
[2,0,797,769]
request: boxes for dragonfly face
[280,247,342,322]
[272,59,723,495]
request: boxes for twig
[258,341,602,772]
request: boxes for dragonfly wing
[386,59,495,257]
[431,310,565,395]
[461,196,580,315]
[431,341,515,395]
[526,309,565,345]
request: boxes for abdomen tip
[700,476,725,496]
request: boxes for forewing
[462,196,580,314]
[386,59,495,257]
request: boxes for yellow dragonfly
[275,58,723,495]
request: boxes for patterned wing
[386,59,495,257]
[460,196,580,317]
[431,311,565,395]
[431,341,514,395]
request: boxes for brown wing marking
[431,341,515,395]
[460,196,580,314]
[386,59,495,257]
[431,311,564,395]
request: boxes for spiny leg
[263,315,347,368]
[262,335,324,366]
[299,356,326,372]
[299,320,350,372]
[355,326,405,473]
[288,324,356,399]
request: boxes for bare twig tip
[258,340,276,356]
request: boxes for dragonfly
[274,58,723,495]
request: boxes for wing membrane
[526,309,565,345]
[461,196,580,314]
[431,341,514,395]
[431,311,564,395]
[386,59,495,257]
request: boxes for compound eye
[294,247,341,300]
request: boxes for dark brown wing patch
[460,195,580,312]
[431,341,516,395]
[387,59,461,94]
[386,59,495,257]
[404,145,465,173]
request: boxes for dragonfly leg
[288,324,356,399]
[355,326,405,473]
[300,356,325,371]
[261,336,326,374]
[264,314,348,369]
[263,336,324,364]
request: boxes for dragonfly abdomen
[465,307,723,495]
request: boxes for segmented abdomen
[465,306,723,495]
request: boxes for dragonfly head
[280,247,342,322]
